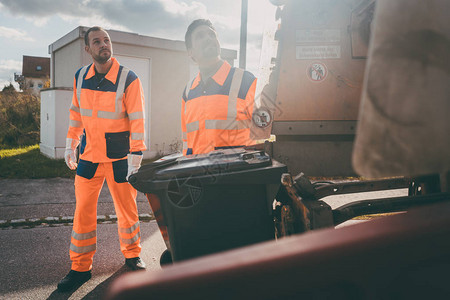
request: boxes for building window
[38,84,43,89]
[36,66,42,71]
[29,83,34,88]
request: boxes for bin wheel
[160,249,173,266]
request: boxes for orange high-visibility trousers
[70,162,141,272]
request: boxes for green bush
[0,88,40,148]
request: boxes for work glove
[127,153,143,181]
[64,138,79,170]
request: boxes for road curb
[0,213,154,229]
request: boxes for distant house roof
[22,56,50,78]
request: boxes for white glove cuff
[66,138,80,151]
[127,153,143,167]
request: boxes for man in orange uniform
[58,26,147,292]
[181,19,257,155]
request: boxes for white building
[15,55,50,96]
[40,26,236,159]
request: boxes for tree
[2,83,17,93]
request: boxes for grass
[0,144,76,179]
[0,144,158,179]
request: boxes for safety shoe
[125,257,146,270]
[57,270,92,292]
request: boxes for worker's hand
[64,149,78,170]
[127,153,143,181]
[65,138,79,170]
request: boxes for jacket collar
[84,57,120,85]
[191,60,231,90]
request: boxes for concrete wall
[53,41,84,88]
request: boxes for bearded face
[85,29,113,65]
[188,25,221,65]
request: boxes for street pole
[239,0,248,69]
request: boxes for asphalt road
[0,178,408,299]
[0,221,166,300]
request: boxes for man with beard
[181,19,257,155]
[58,26,147,292]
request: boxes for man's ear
[85,45,90,53]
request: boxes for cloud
[0,0,276,76]
[0,0,211,40]
[0,0,251,46]
[0,59,21,90]
[0,80,19,91]
[0,26,35,41]
[0,59,22,71]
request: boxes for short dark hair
[185,19,215,50]
[84,26,106,46]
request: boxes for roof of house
[22,56,50,78]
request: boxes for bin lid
[159,148,272,179]
[139,148,272,181]
[129,148,287,193]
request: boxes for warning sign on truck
[307,62,328,82]
[296,45,341,59]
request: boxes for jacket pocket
[105,131,130,159]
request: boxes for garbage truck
[106,0,450,298]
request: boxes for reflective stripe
[226,68,243,119]
[120,231,141,245]
[71,229,96,240]
[81,108,93,117]
[183,141,188,149]
[182,132,187,140]
[119,221,140,234]
[98,68,129,120]
[128,111,144,120]
[131,132,144,140]
[76,66,88,106]
[70,103,80,113]
[70,119,82,128]
[204,68,249,130]
[186,121,199,133]
[97,111,126,119]
[70,243,96,254]
[205,119,250,130]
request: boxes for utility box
[39,88,72,158]
[130,149,287,262]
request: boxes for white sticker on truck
[296,46,341,59]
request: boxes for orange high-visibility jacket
[67,57,146,162]
[181,61,257,155]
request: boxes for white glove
[64,138,79,170]
[127,153,143,181]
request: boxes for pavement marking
[0,213,155,230]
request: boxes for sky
[0,0,278,90]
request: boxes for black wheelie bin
[128,148,287,263]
